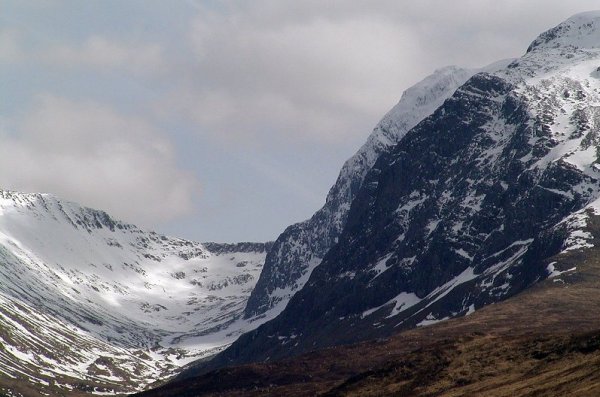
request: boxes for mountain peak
[0,188,274,393]
[527,11,600,53]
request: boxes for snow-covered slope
[189,11,600,372]
[245,64,513,318]
[0,190,271,395]
[527,11,600,53]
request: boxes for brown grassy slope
[324,331,600,397]
[135,215,600,397]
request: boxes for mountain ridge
[134,207,600,396]
[244,62,514,319]
[180,11,600,377]
[0,189,273,395]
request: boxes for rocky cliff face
[244,66,482,319]
[189,11,600,373]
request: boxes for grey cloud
[169,1,600,151]
[45,35,166,75]
[160,5,420,148]
[4,31,166,76]
[0,30,24,62]
[0,94,200,226]
[4,0,600,241]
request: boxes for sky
[1,1,599,243]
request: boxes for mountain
[0,190,272,396]
[134,211,600,396]
[182,11,600,375]
[245,65,497,319]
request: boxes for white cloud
[0,30,24,62]
[5,0,600,241]
[165,0,600,151]
[0,28,165,76]
[158,8,419,148]
[0,94,200,226]
[43,35,166,75]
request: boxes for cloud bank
[3,0,600,240]
[0,95,199,226]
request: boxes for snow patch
[546,262,577,278]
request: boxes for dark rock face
[182,68,599,376]
[202,241,274,255]
[244,209,339,317]
[244,67,477,319]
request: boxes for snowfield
[0,190,272,394]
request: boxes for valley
[0,191,272,396]
[135,212,600,396]
[4,9,600,397]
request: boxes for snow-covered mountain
[188,11,600,372]
[0,190,272,395]
[245,64,511,319]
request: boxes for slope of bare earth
[134,214,600,397]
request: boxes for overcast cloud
[0,94,199,226]
[2,1,600,241]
